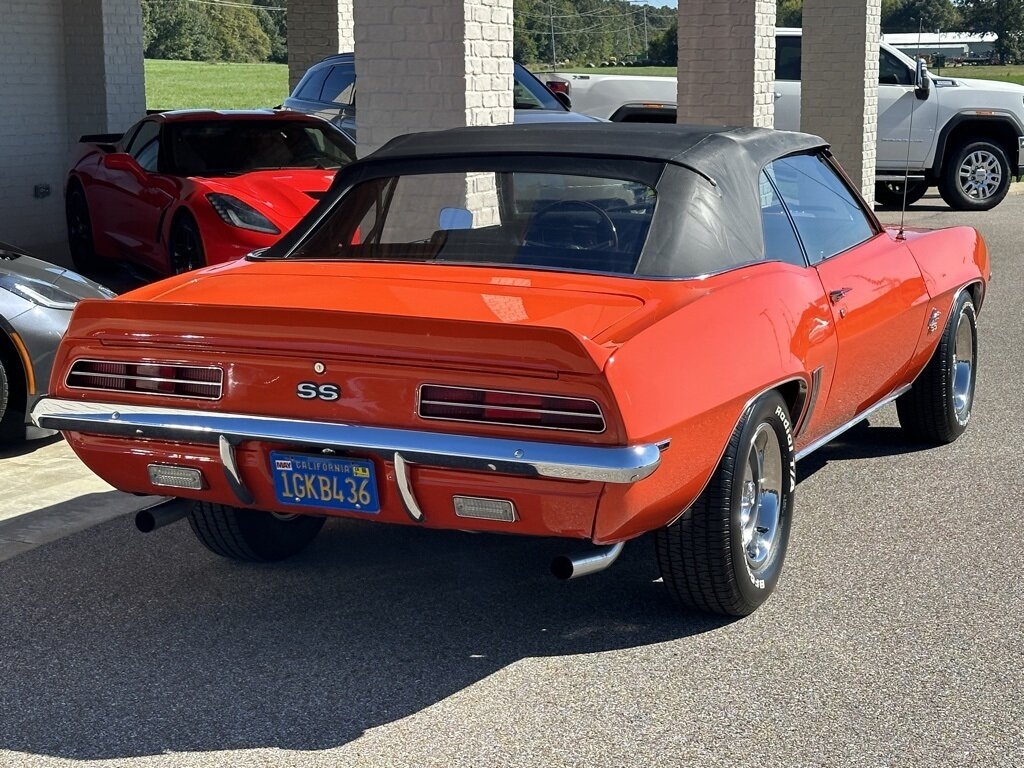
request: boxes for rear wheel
[66,183,101,273]
[169,213,206,274]
[187,502,326,562]
[875,180,928,208]
[938,140,1011,211]
[897,291,977,444]
[655,391,795,617]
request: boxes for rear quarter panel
[594,261,836,542]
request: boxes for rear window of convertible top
[280,171,658,276]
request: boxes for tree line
[141,0,1022,66]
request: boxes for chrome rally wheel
[897,291,978,444]
[739,423,784,582]
[655,391,796,617]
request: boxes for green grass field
[145,59,288,110]
[143,58,1024,111]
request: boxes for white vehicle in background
[549,28,1024,210]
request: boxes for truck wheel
[875,180,928,208]
[655,391,795,617]
[187,502,326,562]
[938,140,1011,211]
[897,291,977,444]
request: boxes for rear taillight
[546,80,570,96]
[418,384,605,433]
[66,359,223,400]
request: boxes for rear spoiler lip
[79,133,123,146]
[64,299,615,376]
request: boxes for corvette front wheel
[169,214,206,274]
[187,502,325,562]
[655,391,796,617]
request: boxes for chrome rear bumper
[31,398,663,484]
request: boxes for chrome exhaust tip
[551,541,625,580]
[135,498,191,533]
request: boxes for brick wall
[676,0,776,128]
[288,0,355,91]
[352,0,513,157]
[802,0,881,201]
[0,0,144,259]
[64,0,146,142]
[0,0,70,258]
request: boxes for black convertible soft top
[367,123,828,180]
[266,123,842,277]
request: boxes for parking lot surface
[0,191,1021,767]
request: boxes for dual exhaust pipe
[136,496,624,580]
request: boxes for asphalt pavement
[0,190,1021,767]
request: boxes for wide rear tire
[655,391,796,617]
[187,502,326,562]
[897,291,978,444]
[66,183,102,273]
[875,180,928,209]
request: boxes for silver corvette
[0,241,114,442]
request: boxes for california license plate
[270,452,380,514]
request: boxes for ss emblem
[297,382,341,401]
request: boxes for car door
[876,47,940,172]
[316,64,357,134]
[99,119,174,266]
[772,33,802,132]
[769,153,930,432]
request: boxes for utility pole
[642,5,648,59]
[549,1,557,68]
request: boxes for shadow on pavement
[0,490,155,562]
[0,515,722,760]
[798,422,932,483]
[0,433,63,460]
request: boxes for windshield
[513,63,566,111]
[167,120,355,177]
[279,170,657,276]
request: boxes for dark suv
[283,54,599,138]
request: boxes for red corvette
[65,110,356,275]
[37,124,989,617]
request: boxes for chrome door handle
[829,287,853,304]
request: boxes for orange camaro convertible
[33,124,990,616]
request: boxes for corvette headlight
[207,194,281,234]
[0,274,78,310]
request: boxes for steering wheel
[522,199,618,251]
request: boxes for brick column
[288,0,355,91]
[801,0,881,202]
[676,0,776,128]
[62,0,146,140]
[352,0,514,157]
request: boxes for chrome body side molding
[30,398,662,485]
[795,384,911,461]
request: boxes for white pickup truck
[550,28,1024,210]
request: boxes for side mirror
[555,91,573,110]
[103,152,146,178]
[914,58,931,100]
